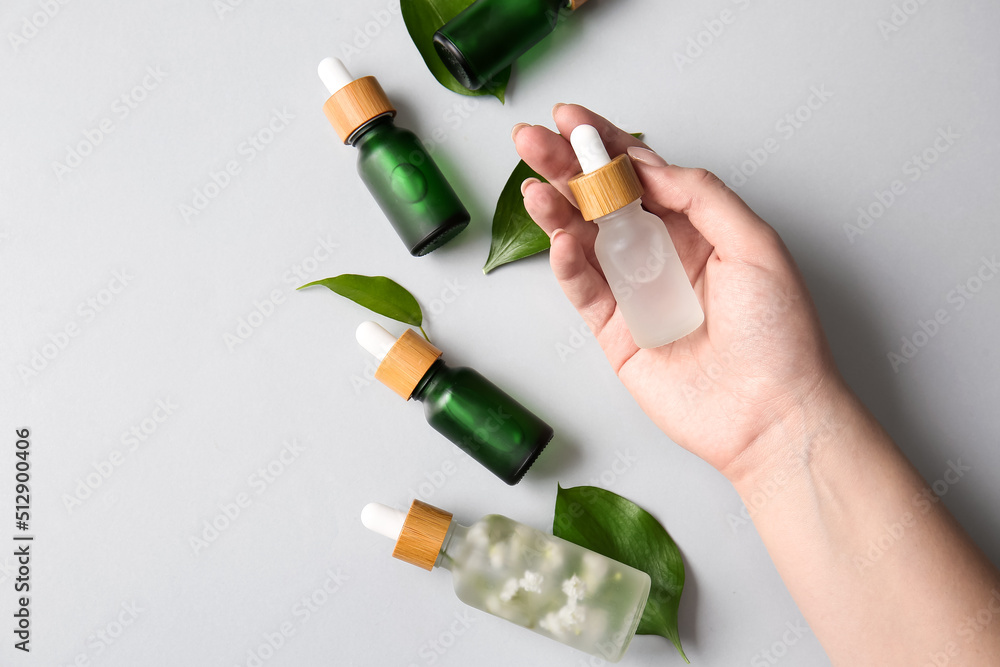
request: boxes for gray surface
[1,0,998,665]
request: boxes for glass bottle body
[438,515,650,662]
[593,201,704,348]
[433,0,566,91]
[354,116,469,256]
[412,361,552,485]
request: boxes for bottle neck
[435,521,467,570]
[410,359,447,402]
[594,198,642,225]
[349,113,396,147]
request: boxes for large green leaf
[483,160,551,274]
[298,274,426,337]
[400,0,510,103]
[484,133,644,274]
[553,485,688,663]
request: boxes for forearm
[727,381,1000,665]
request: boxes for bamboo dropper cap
[357,322,443,400]
[318,57,396,144]
[362,500,454,571]
[568,0,588,8]
[393,500,454,570]
[567,125,644,221]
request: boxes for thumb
[625,146,778,262]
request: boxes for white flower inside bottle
[362,500,651,662]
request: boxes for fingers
[514,103,780,264]
[547,230,617,338]
[518,129,618,340]
[513,104,649,204]
[520,178,579,235]
[513,124,583,204]
[625,151,781,263]
[521,179,598,266]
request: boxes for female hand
[516,105,1000,666]
[513,104,846,480]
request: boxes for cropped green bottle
[432,0,589,92]
[357,322,553,485]
[318,57,469,256]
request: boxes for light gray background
[2,0,998,665]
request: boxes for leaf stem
[419,326,430,342]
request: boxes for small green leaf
[484,133,644,274]
[298,274,425,335]
[400,0,510,103]
[553,485,688,663]
[483,160,551,274]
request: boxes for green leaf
[484,133,644,274]
[553,485,688,663]
[400,0,510,103]
[483,160,551,274]
[298,274,426,336]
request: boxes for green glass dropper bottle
[318,57,469,256]
[356,322,553,485]
[432,0,588,91]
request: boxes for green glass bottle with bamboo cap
[317,57,469,256]
[356,321,553,485]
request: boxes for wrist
[721,375,864,496]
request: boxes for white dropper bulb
[318,57,355,96]
[362,503,406,541]
[570,124,611,175]
[356,321,397,361]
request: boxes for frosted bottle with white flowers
[362,500,650,662]
[568,125,704,348]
